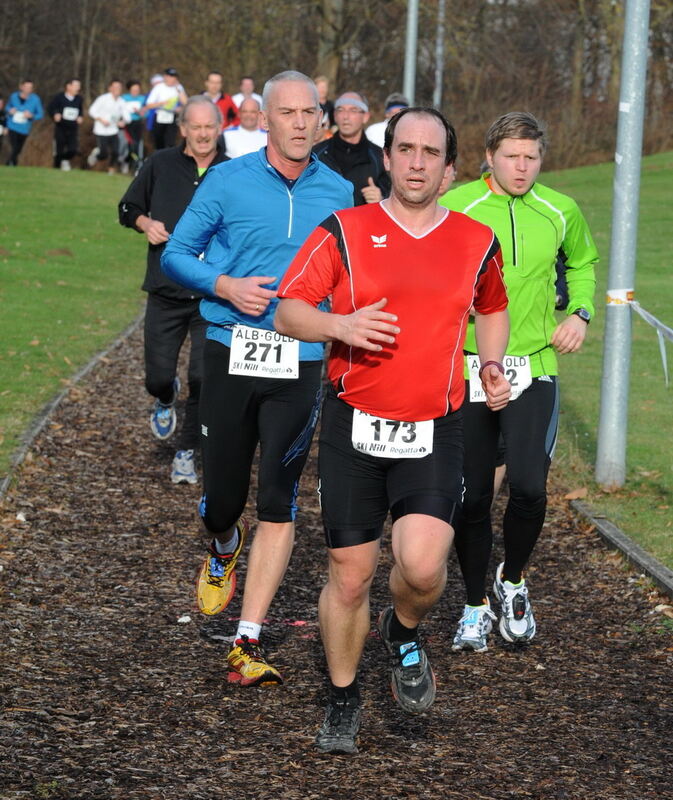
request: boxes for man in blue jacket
[6,79,43,166]
[162,71,352,687]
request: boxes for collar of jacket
[258,147,320,181]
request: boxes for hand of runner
[215,275,278,316]
[140,218,170,245]
[338,297,399,351]
[481,366,511,411]
[551,314,587,354]
[361,177,383,205]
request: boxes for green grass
[0,167,145,478]
[544,151,673,569]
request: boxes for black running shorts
[318,388,464,549]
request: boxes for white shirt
[365,120,387,149]
[146,82,184,124]
[89,93,131,136]
[223,127,268,158]
[232,91,263,109]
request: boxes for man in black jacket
[47,78,84,170]
[312,91,390,206]
[119,95,228,484]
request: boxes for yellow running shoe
[227,636,283,687]
[196,519,249,615]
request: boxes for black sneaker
[377,606,436,714]
[315,697,362,754]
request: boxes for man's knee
[397,554,447,595]
[327,549,377,608]
[507,483,547,519]
[460,491,493,526]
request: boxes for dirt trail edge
[1,326,671,800]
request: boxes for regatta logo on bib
[371,234,387,248]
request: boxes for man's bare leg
[239,520,295,624]
[318,540,380,686]
[389,513,454,627]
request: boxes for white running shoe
[171,449,197,484]
[452,599,497,652]
[60,159,71,171]
[493,562,536,643]
[87,147,100,167]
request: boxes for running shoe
[227,635,283,687]
[87,147,99,167]
[493,561,537,643]
[149,377,180,440]
[196,519,249,615]
[315,697,362,755]
[377,606,436,714]
[452,599,497,652]
[171,449,197,484]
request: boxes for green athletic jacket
[439,174,598,377]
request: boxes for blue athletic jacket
[6,91,44,135]
[161,149,353,360]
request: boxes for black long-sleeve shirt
[118,143,228,300]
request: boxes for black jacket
[312,133,390,206]
[47,92,83,128]
[118,143,228,300]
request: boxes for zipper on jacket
[286,186,294,238]
[509,198,518,266]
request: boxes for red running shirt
[279,202,507,420]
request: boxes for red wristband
[478,360,504,379]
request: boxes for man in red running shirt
[275,107,511,754]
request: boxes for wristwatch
[572,308,591,324]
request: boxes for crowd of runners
[8,66,599,755]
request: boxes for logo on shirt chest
[370,234,387,248]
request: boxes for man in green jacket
[440,111,598,650]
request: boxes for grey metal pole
[403,0,419,105]
[595,0,651,487]
[433,0,446,109]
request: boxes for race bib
[467,354,532,402]
[351,410,433,458]
[228,325,298,379]
[12,111,26,124]
[156,109,175,124]
[62,106,79,121]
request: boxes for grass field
[0,167,145,477]
[544,151,673,568]
[1,155,671,569]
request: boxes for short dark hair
[65,78,81,87]
[485,111,547,156]
[383,107,457,166]
[126,79,140,91]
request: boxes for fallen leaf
[564,487,588,500]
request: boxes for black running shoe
[315,697,362,754]
[377,606,436,714]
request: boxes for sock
[388,610,418,643]
[236,620,261,643]
[329,677,360,704]
[213,526,239,556]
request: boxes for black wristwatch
[572,308,591,324]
